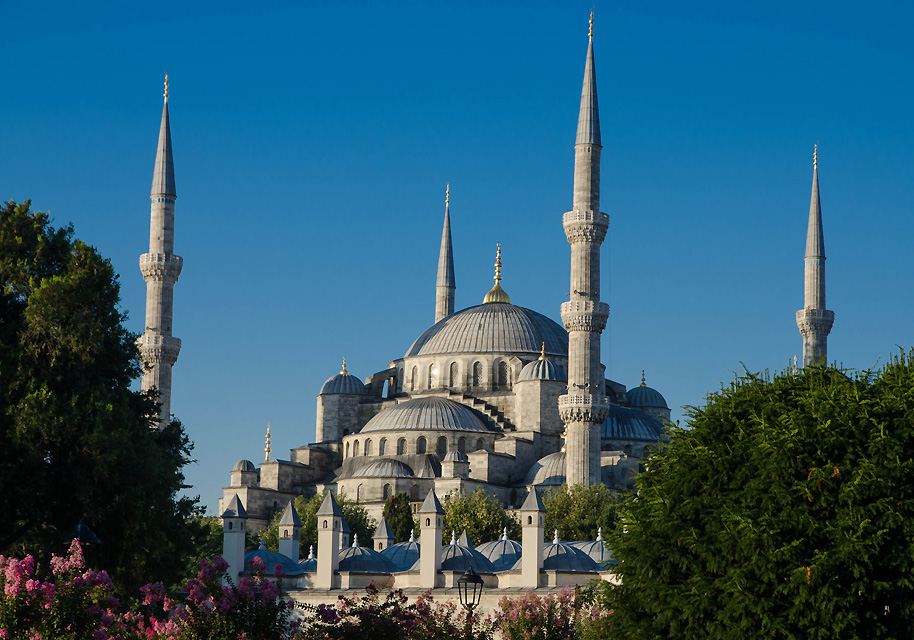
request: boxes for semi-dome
[319,359,367,395]
[523,452,566,486]
[404,303,568,358]
[355,458,415,478]
[602,406,667,442]
[380,531,420,571]
[360,397,492,434]
[518,357,566,383]
[442,450,468,463]
[233,459,256,472]
[476,530,522,572]
[244,542,305,576]
[338,538,397,574]
[627,384,668,410]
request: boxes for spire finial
[539,342,546,361]
[164,72,169,101]
[589,8,594,39]
[641,370,646,387]
[494,243,502,284]
[340,357,348,375]
[553,529,560,544]
[445,183,450,208]
[483,243,511,303]
[813,143,818,167]
[264,423,272,462]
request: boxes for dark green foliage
[605,357,914,639]
[382,492,418,542]
[442,487,521,546]
[259,491,376,555]
[0,200,200,595]
[543,483,625,543]
[179,516,225,586]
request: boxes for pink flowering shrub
[576,580,613,640]
[496,586,581,640]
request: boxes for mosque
[140,13,832,594]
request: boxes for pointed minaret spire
[796,144,834,366]
[560,13,610,486]
[139,74,183,427]
[435,183,456,323]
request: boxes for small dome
[244,544,305,576]
[518,358,566,383]
[627,385,668,410]
[355,458,415,478]
[476,531,522,572]
[523,452,566,486]
[233,459,256,472]
[541,539,601,572]
[380,533,420,571]
[338,539,397,574]
[299,546,317,572]
[360,397,492,434]
[319,371,367,395]
[570,539,614,567]
[602,406,667,442]
[442,450,468,463]
[409,534,496,573]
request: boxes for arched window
[410,484,419,501]
[497,361,509,389]
[416,436,427,454]
[379,438,387,456]
[472,361,482,387]
[475,438,484,452]
[345,441,350,458]
[364,439,373,456]
[457,437,466,454]
[411,366,418,391]
[449,362,459,388]
[428,363,438,389]
[356,484,362,501]
[397,438,406,455]
[436,436,448,457]
[624,444,633,456]
[353,440,360,457]
[383,484,392,500]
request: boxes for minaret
[139,74,183,427]
[796,145,834,366]
[435,183,456,323]
[559,12,610,487]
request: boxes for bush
[496,587,581,640]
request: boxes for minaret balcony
[795,308,834,335]
[558,394,610,424]
[562,209,609,244]
[137,332,182,366]
[560,300,609,332]
[140,253,183,283]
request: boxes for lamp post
[457,566,484,638]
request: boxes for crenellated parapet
[140,252,183,283]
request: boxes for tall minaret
[559,13,610,487]
[139,74,183,427]
[435,183,456,323]
[796,145,833,366]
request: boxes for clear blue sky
[3,1,912,513]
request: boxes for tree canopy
[543,483,624,543]
[442,487,521,546]
[604,357,914,639]
[382,493,418,543]
[0,200,199,594]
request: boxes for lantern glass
[457,567,484,611]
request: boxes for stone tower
[435,184,455,323]
[796,145,833,366]
[559,14,610,487]
[139,75,183,426]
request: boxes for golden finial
[813,143,818,167]
[640,370,647,387]
[539,342,546,361]
[483,243,511,303]
[264,423,272,462]
[340,357,348,375]
[561,425,567,453]
[164,72,169,101]
[589,8,594,39]
[445,183,450,208]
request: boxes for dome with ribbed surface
[541,540,600,572]
[476,535,522,572]
[360,397,492,434]
[338,541,397,573]
[355,458,415,478]
[408,539,496,573]
[319,371,366,395]
[233,459,256,472]
[523,452,566,486]
[626,385,668,410]
[244,544,305,576]
[518,358,566,382]
[380,534,420,571]
[405,303,567,358]
[442,450,468,463]
[601,406,666,442]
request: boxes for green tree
[442,487,520,546]
[260,491,376,555]
[0,200,199,595]
[382,493,418,542]
[604,357,914,640]
[543,483,624,543]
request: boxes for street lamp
[457,566,484,614]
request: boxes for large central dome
[405,303,568,358]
